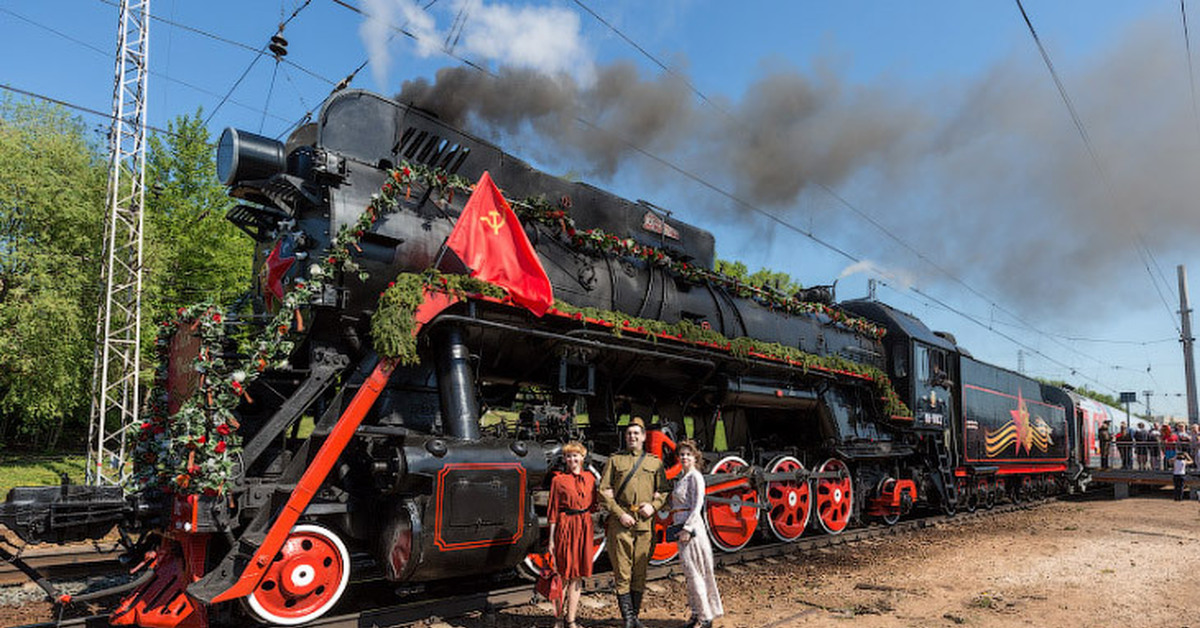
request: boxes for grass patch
[0,453,87,496]
[969,592,1003,609]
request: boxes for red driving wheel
[245,523,350,625]
[704,455,759,552]
[650,508,679,564]
[764,456,810,542]
[814,458,852,535]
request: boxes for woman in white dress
[671,440,723,628]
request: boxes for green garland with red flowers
[504,194,886,339]
[370,273,909,417]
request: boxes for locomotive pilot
[599,416,668,628]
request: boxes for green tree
[0,99,107,448]
[142,110,252,338]
[715,257,802,294]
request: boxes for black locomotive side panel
[960,357,1068,464]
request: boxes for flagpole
[433,236,452,271]
[425,184,456,272]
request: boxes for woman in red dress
[547,441,595,628]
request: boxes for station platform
[1088,469,1200,499]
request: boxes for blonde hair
[562,441,588,457]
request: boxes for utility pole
[1143,390,1153,424]
[87,0,149,486]
[1178,265,1199,425]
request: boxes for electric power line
[1015,0,1181,335]
[0,83,184,139]
[1182,0,1200,144]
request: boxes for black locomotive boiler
[0,88,1092,627]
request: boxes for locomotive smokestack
[434,326,481,441]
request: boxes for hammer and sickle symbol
[480,210,505,235]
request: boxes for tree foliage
[143,110,252,334]
[715,258,803,294]
[0,99,107,448]
[0,103,252,450]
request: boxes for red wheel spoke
[703,456,758,552]
[814,458,852,535]
[650,509,679,564]
[764,456,809,542]
[246,524,350,625]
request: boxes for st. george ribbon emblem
[481,210,505,235]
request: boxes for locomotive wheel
[966,480,985,513]
[877,477,900,526]
[813,458,853,535]
[704,455,759,552]
[650,508,679,565]
[244,523,350,626]
[984,484,996,510]
[764,456,810,541]
[956,478,975,514]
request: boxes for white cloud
[358,0,595,89]
[456,0,594,83]
[838,259,915,290]
[361,0,440,88]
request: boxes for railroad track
[10,498,1051,628]
[0,544,120,587]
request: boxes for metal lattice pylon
[87,0,149,487]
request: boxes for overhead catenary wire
[0,83,186,140]
[1181,0,1200,146]
[94,0,336,87]
[1,6,295,126]
[199,0,318,130]
[570,0,733,120]
[1015,0,1181,336]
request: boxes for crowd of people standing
[1099,420,1200,473]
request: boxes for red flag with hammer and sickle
[445,171,553,315]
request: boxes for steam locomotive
[0,89,1098,627]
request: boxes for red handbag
[535,554,564,616]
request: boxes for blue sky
[4,1,1200,419]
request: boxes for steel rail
[0,546,120,587]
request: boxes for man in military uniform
[599,417,667,628]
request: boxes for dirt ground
[465,491,1200,628]
[2,492,1198,627]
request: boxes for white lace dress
[671,468,724,622]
